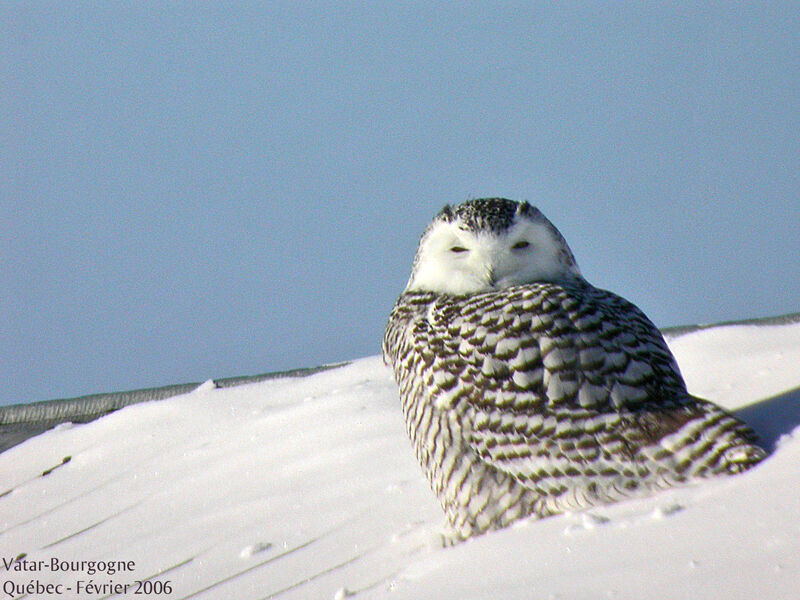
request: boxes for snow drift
[1,317,799,599]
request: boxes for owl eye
[512,240,530,250]
[450,246,469,253]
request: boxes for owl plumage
[383,198,765,542]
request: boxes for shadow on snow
[735,385,800,453]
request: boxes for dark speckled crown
[437,198,537,233]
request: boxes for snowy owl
[383,198,765,542]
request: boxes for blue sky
[2,2,799,406]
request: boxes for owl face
[405,199,581,295]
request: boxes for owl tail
[716,440,767,474]
[691,398,768,475]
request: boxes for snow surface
[1,321,799,600]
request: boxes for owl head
[405,198,581,295]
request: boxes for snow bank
[1,321,799,599]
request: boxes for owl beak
[487,267,497,287]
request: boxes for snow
[2,320,800,599]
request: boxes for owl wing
[417,282,758,492]
[423,280,687,413]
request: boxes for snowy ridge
[1,319,799,599]
[0,364,347,453]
